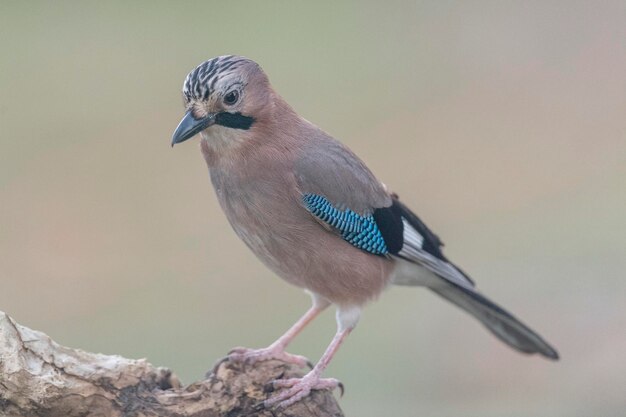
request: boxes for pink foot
[228,346,311,368]
[265,372,342,408]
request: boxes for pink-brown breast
[202,138,394,307]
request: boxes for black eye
[224,90,239,105]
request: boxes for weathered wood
[0,311,344,417]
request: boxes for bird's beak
[171,110,216,146]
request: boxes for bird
[171,55,559,408]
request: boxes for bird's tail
[429,281,559,360]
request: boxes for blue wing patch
[302,193,388,255]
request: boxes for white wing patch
[394,216,475,290]
[398,218,423,257]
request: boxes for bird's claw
[227,346,311,368]
[264,374,342,408]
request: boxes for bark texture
[0,311,344,417]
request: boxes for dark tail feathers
[430,282,559,360]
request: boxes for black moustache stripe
[215,112,255,130]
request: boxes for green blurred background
[1,1,625,416]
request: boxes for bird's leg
[264,305,360,408]
[228,295,330,368]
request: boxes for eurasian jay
[171,55,558,408]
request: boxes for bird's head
[171,55,272,148]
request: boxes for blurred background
[1,2,625,416]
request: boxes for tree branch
[0,311,344,417]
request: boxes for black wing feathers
[373,197,446,260]
[393,199,446,260]
[372,202,404,254]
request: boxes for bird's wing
[295,140,558,358]
[294,135,473,289]
[383,198,476,289]
[295,136,391,215]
